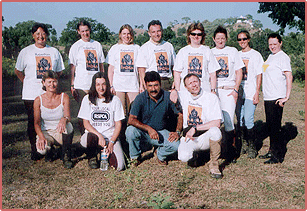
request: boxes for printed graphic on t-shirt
[91,109,111,127]
[187,105,203,126]
[120,52,134,72]
[84,50,98,71]
[262,63,269,73]
[242,59,249,80]
[216,56,229,78]
[36,56,52,79]
[155,52,170,74]
[188,56,203,78]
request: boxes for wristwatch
[176,131,181,136]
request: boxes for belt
[161,77,170,80]
[217,86,234,90]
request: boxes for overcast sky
[2,2,296,36]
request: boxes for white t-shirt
[262,50,292,101]
[136,40,176,78]
[239,49,264,100]
[15,44,64,100]
[105,43,140,92]
[179,90,222,128]
[69,39,105,90]
[174,45,220,92]
[211,46,245,87]
[78,95,125,140]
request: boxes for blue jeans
[236,98,256,129]
[125,126,180,161]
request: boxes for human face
[43,78,58,93]
[120,28,132,45]
[95,78,107,99]
[78,25,91,42]
[184,76,201,96]
[32,27,47,48]
[237,33,250,51]
[189,29,203,46]
[148,24,162,44]
[268,37,282,55]
[146,81,161,99]
[213,33,227,49]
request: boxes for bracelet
[110,86,114,88]
[71,85,74,87]
[233,89,239,94]
[176,131,181,136]
[63,116,69,121]
[110,140,115,144]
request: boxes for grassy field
[2,78,305,209]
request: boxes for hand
[276,98,288,107]
[185,127,196,141]
[170,89,178,104]
[148,127,159,140]
[168,132,179,142]
[56,117,67,133]
[37,138,47,151]
[110,87,116,95]
[139,85,145,93]
[106,141,114,155]
[253,92,260,105]
[98,135,106,148]
[228,90,238,103]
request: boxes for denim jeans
[236,98,256,129]
[125,126,180,161]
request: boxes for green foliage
[134,32,149,46]
[2,57,16,77]
[177,27,186,36]
[258,2,305,34]
[147,193,175,209]
[163,26,176,42]
[2,20,57,59]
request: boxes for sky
[2,2,297,37]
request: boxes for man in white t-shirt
[136,20,176,91]
[69,20,105,135]
[178,73,223,179]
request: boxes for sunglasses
[237,38,248,41]
[190,32,203,36]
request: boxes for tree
[182,17,191,24]
[2,20,57,59]
[163,26,176,42]
[59,17,112,49]
[258,2,305,34]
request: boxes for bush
[290,54,305,82]
[2,57,16,77]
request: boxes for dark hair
[89,72,113,105]
[187,23,206,45]
[42,70,58,91]
[144,71,161,85]
[148,20,162,30]
[237,30,251,40]
[119,24,134,44]
[213,25,228,39]
[32,22,49,36]
[183,73,200,86]
[77,20,91,32]
[268,33,282,43]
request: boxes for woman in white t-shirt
[106,24,140,115]
[211,25,244,163]
[78,72,125,170]
[170,22,220,103]
[235,30,263,159]
[34,71,73,169]
[260,33,293,164]
[14,23,64,161]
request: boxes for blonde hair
[118,24,134,44]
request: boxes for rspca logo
[92,111,110,122]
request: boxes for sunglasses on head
[190,32,203,36]
[237,38,248,41]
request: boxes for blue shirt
[130,89,181,131]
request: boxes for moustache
[150,90,158,94]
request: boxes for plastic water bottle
[100,146,108,171]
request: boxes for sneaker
[264,157,281,164]
[157,158,168,166]
[88,157,98,169]
[130,157,142,167]
[31,151,43,161]
[259,151,272,159]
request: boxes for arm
[168,112,183,142]
[106,120,121,155]
[276,71,293,107]
[128,114,159,140]
[227,68,242,102]
[209,72,217,94]
[170,70,181,103]
[33,97,47,151]
[83,119,106,147]
[138,67,146,93]
[99,63,105,73]
[253,74,262,105]
[185,119,221,141]
[14,69,25,82]
[108,65,116,95]
[70,64,76,95]
[56,93,70,133]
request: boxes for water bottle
[100,146,108,171]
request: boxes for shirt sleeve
[105,45,115,66]
[98,43,105,64]
[233,48,245,71]
[173,49,184,72]
[170,44,176,66]
[78,95,91,120]
[129,94,143,117]
[280,53,292,72]
[15,48,26,71]
[207,49,221,74]
[207,94,223,122]
[255,51,264,75]
[68,43,76,65]
[54,49,65,72]
[135,45,148,68]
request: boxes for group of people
[15,19,292,179]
